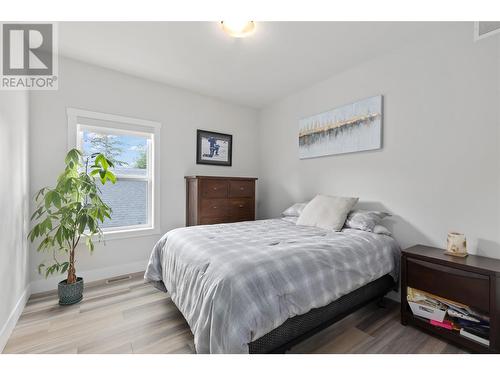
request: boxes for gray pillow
[282,202,308,217]
[345,210,390,232]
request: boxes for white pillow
[373,224,392,236]
[296,194,359,231]
[282,202,308,217]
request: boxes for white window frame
[474,21,500,41]
[67,108,161,240]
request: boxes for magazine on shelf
[430,319,457,330]
[460,328,490,346]
[407,287,490,333]
[462,325,490,340]
[446,308,481,323]
[407,287,446,308]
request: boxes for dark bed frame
[248,274,396,353]
[152,274,396,354]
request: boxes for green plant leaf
[96,154,110,170]
[45,265,53,278]
[30,207,43,221]
[52,192,61,209]
[78,215,87,234]
[86,216,94,232]
[55,226,63,247]
[105,171,116,184]
[43,217,52,232]
[29,224,39,242]
[61,262,69,274]
[65,148,81,166]
[37,237,50,252]
[44,191,53,210]
[35,187,48,202]
[85,236,94,252]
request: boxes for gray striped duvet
[145,218,400,353]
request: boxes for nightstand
[401,245,500,353]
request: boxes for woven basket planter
[58,277,84,305]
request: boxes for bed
[145,217,400,354]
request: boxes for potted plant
[29,148,116,305]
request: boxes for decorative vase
[445,232,468,258]
[58,277,84,305]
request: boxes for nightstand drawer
[406,258,490,312]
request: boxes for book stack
[407,287,490,346]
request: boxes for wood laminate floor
[4,272,468,354]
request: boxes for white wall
[18,24,500,298]
[257,24,500,258]
[29,57,259,292]
[0,91,30,351]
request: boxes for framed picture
[196,129,233,166]
[299,95,383,159]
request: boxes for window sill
[99,226,161,241]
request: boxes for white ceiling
[58,22,467,108]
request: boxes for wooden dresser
[401,245,500,353]
[185,176,257,226]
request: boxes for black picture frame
[196,129,233,166]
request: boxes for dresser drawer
[406,258,490,312]
[229,180,254,198]
[201,179,228,198]
[228,198,254,216]
[200,199,228,218]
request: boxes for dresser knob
[213,187,217,190]
[213,206,217,209]
[240,187,244,190]
[239,204,244,208]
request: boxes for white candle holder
[445,232,468,257]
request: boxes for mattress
[145,218,400,353]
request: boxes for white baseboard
[0,285,31,353]
[30,261,147,294]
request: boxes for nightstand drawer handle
[239,204,244,208]
[213,206,217,209]
[240,187,244,190]
[213,187,217,190]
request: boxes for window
[67,108,161,239]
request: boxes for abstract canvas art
[299,95,383,159]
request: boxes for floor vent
[474,21,500,41]
[106,275,132,284]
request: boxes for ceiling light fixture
[220,21,256,38]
